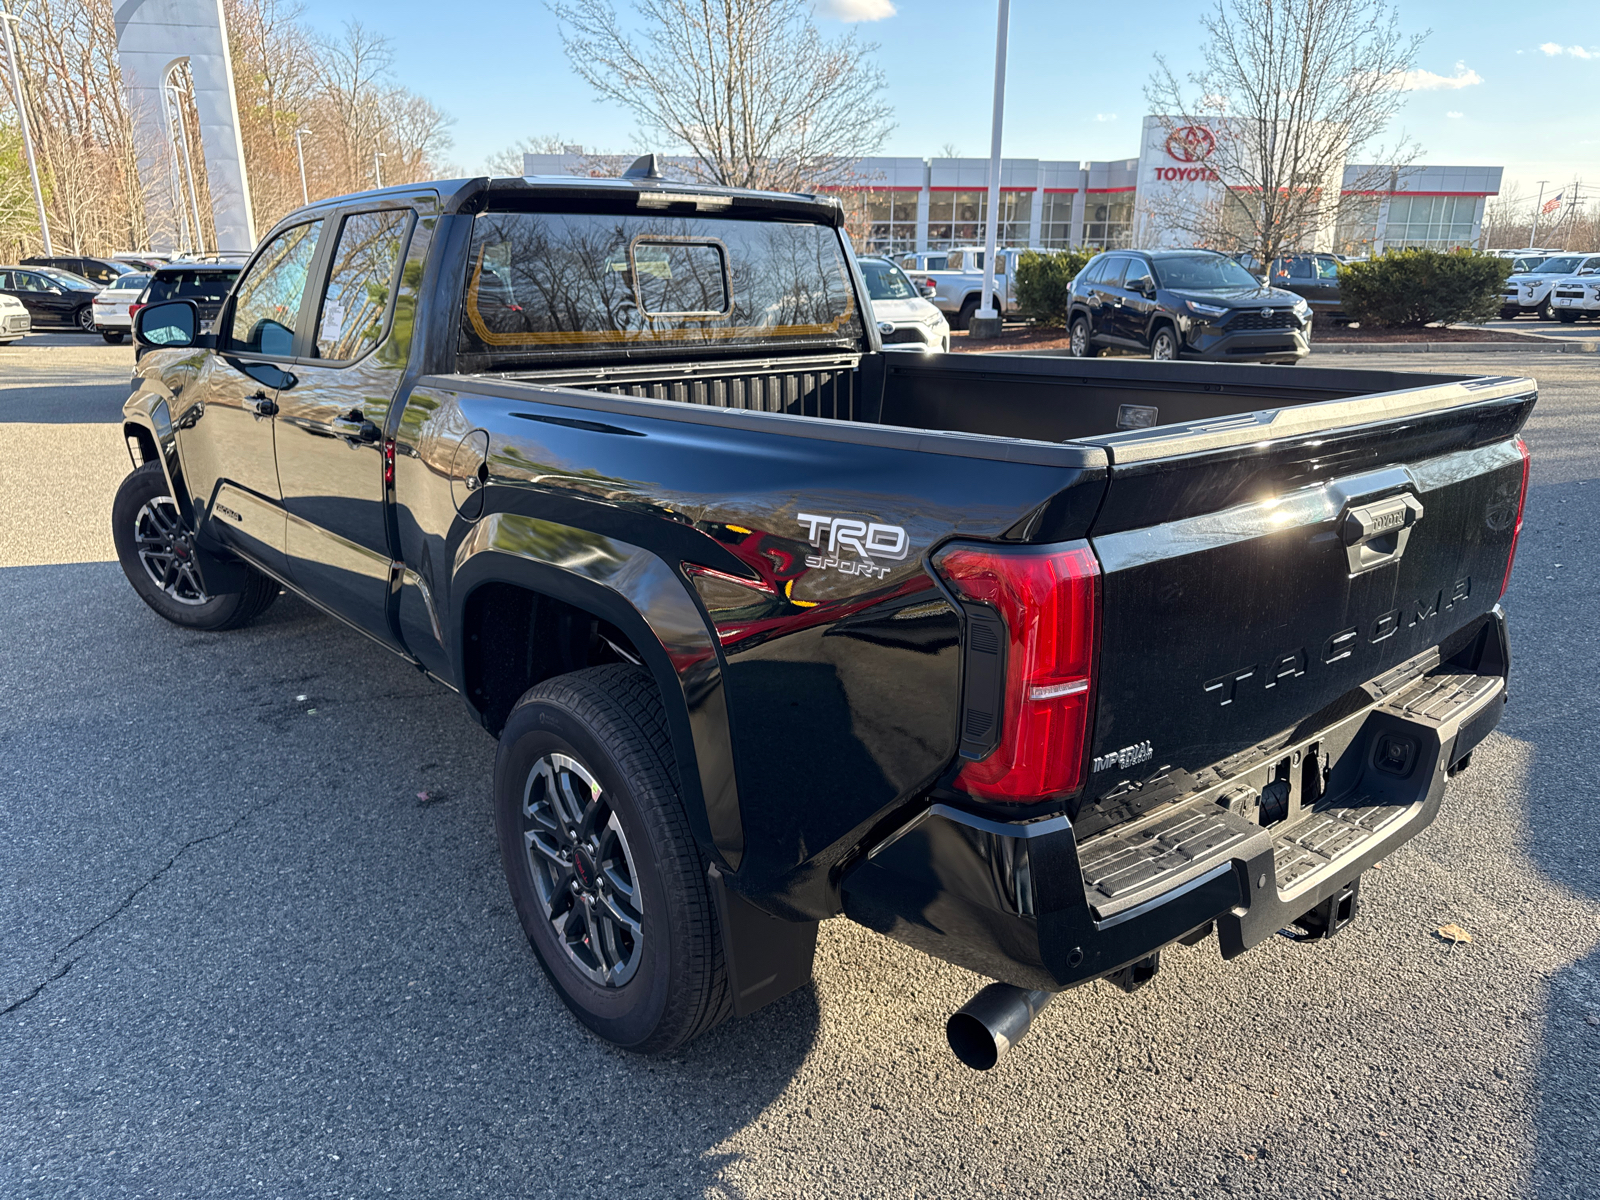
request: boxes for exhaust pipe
[946,984,1055,1070]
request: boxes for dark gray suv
[1067,250,1311,364]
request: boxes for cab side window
[227,220,323,356]
[15,272,48,292]
[313,210,411,361]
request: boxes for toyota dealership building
[526,116,1502,259]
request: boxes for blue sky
[308,0,1597,203]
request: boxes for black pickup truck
[118,167,1532,1069]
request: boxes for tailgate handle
[1342,493,1424,575]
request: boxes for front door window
[227,221,323,355]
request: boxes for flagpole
[1529,180,1549,247]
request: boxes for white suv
[1551,266,1600,322]
[1501,253,1600,320]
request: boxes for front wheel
[111,462,280,630]
[1557,310,1578,324]
[1535,295,1555,321]
[1149,326,1178,360]
[75,305,96,333]
[495,665,730,1053]
[102,330,126,344]
[1070,315,1099,357]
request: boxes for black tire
[954,296,980,332]
[111,462,280,630]
[1070,315,1099,358]
[1557,310,1578,324]
[494,664,730,1053]
[1500,309,1519,321]
[1149,324,1178,361]
[102,330,126,344]
[75,305,95,333]
[1535,295,1555,321]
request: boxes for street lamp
[373,150,386,189]
[971,0,1011,340]
[0,11,52,254]
[293,128,312,206]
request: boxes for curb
[1312,339,1598,354]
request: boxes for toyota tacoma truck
[117,163,1533,1068]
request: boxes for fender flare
[451,510,745,871]
[121,388,191,526]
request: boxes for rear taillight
[1500,435,1531,597]
[934,541,1100,803]
[128,302,144,320]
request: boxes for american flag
[1541,192,1564,215]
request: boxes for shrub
[1338,249,1512,327]
[1014,248,1099,326]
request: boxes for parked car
[915,246,1031,330]
[1550,262,1600,322]
[89,272,152,343]
[0,292,31,343]
[0,265,102,331]
[132,263,241,357]
[119,173,1532,1070]
[1239,252,1346,320]
[1500,253,1600,320]
[1068,249,1310,363]
[112,254,169,272]
[859,255,950,352]
[22,254,139,286]
[898,251,949,273]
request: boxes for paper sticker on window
[319,299,345,344]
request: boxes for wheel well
[1150,316,1178,342]
[461,581,646,735]
[124,423,158,468]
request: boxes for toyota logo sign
[1164,125,1216,163]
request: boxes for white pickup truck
[903,246,1026,331]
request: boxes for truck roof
[282,175,845,229]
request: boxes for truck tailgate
[1076,374,1534,838]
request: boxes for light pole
[293,128,311,205]
[0,10,52,254]
[1529,180,1549,248]
[971,0,1011,340]
[373,150,386,189]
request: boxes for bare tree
[1144,0,1424,267]
[483,134,577,176]
[552,0,893,192]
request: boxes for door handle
[246,392,278,417]
[330,414,381,443]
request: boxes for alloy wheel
[133,497,210,605]
[522,752,644,987]
[1151,330,1177,360]
[1071,322,1088,357]
[77,306,95,332]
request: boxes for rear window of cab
[458,210,862,363]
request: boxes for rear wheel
[111,463,279,630]
[494,664,730,1053]
[1070,315,1099,358]
[75,305,96,333]
[1149,325,1178,361]
[1500,309,1519,320]
[954,297,980,332]
[102,330,126,344]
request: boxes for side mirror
[134,299,198,348]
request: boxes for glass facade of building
[925,191,1032,250]
[863,191,919,256]
[1083,196,1136,249]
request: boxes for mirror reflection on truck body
[134,300,197,347]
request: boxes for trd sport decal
[797,512,908,580]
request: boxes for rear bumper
[841,609,1510,991]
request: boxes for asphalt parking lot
[2,335,1597,1199]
